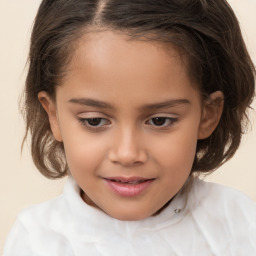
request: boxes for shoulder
[190,178,256,214]
[8,177,80,232]
[17,193,67,227]
[186,178,256,253]
[3,181,75,255]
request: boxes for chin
[112,214,148,221]
[106,208,153,221]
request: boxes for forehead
[59,30,200,106]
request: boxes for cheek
[150,131,198,200]
[150,128,198,171]
[60,125,109,174]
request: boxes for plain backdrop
[0,0,255,253]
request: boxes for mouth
[103,177,155,197]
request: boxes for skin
[39,30,223,221]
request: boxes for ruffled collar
[63,177,191,237]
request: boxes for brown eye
[87,118,102,126]
[78,118,110,128]
[146,116,178,129]
[151,117,167,126]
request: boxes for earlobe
[198,91,224,140]
[38,91,63,142]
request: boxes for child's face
[39,30,222,221]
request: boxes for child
[4,0,256,255]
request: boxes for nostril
[110,157,144,167]
[108,149,147,166]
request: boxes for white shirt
[3,178,256,255]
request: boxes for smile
[104,177,155,197]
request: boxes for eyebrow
[140,99,191,111]
[68,98,191,111]
[69,98,115,110]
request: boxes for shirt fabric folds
[3,178,256,255]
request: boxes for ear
[198,91,224,140]
[38,91,63,142]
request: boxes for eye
[146,117,177,128]
[78,118,110,128]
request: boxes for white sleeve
[3,218,37,255]
[3,217,74,256]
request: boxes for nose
[108,128,148,167]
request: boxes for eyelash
[145,117,178,129]
[78,118,110,131]
[78,116,178,132]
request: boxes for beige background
[0,0,255,253]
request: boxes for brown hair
[23,0,255,179]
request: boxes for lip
[104,177,155,197]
